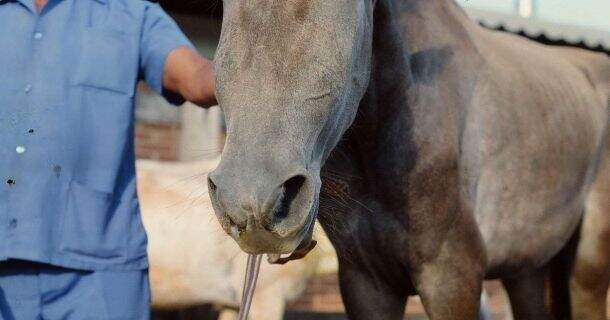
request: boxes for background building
[459,0,610,53]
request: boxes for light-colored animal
[206,0,610,319]
[137,158,338,320]
[555,48,610,320]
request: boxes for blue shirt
[0,0,192,270]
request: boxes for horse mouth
[225,203,318,256]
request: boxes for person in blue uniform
[0,0,217,318]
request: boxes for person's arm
[163,47,217,108]
[139,3,216,108]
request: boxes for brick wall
[135,122,181,161]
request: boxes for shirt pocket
[59,180,128,261]
[72,28,138,96]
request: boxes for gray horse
[207,0,610,319]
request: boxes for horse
[206,0,610,318]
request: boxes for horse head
[208,0,375,254]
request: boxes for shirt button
[25,84,32,93]
[34,32,43,40]
[9,219,17,229]
[16,146,26,154]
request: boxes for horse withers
[207,0,610,319]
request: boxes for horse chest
[318,194,416,289]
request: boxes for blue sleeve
[140,4,194,105]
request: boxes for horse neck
[345,0,416,154]
[321,0,416,207]
[353,0,475,143]
[325,0,476,200]
[318,0,481,248]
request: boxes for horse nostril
[270,175,307,226]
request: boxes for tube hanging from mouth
[237,254,263,320]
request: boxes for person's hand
[163,47,217,108]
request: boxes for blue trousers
[0,260,150,320]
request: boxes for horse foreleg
[338,264,407,320]
[410,216,486,320]
[412,257,484,319]
[502,270,552,320]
